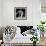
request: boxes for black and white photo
[14,7,27,20]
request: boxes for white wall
[32,0,41,28]
[0,0,3,26]
[1,0,41,27]
[0,0,1,26]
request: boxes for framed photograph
[14,7,27,20]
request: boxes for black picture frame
[14,7,27,20]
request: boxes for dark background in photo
[16,9,25,18]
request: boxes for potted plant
[37,21,45,37]
[31,35,38,46]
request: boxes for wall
[0,0,2,26]
[32,0,41,28]
[1,0,41,27]
[0,0,4,27]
